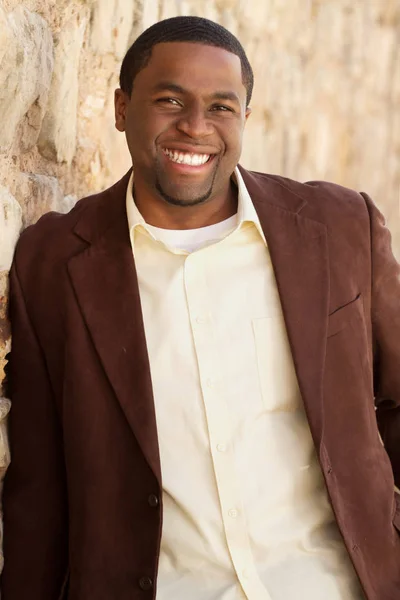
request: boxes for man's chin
[155,182,213,208]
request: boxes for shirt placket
[183,250,272,600]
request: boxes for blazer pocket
[327,293,362,338]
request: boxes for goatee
[155,180,214,207]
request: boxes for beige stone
[63,194,78,214]
[218,8,238,36]
[141,0,160,30]
[0,5,53,152]
[0,186,22,272]
[0,395,11,574]
[0,398,11,471]
[0,270,10,388]
[160,0,216,19]
[16,173,75,227]
[159,0,178,20]
[129,0,160,41]
[38,8,89,164]
[89,0,135,59]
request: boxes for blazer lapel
[240,167,329,449]
[67,171,161,483]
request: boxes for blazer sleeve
[362,192,400,487]
[0,260,69,599]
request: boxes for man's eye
[211,105,233,112]
[157,97,181,106]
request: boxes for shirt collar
[126,166,267,247]
[232,167,266,244]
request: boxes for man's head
[115,16,253,220]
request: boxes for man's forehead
[146,41,242,73]
[138,42,245,92]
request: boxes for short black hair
[119,16,254,106]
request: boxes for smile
[163,148,212,167]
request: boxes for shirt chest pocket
[252,315,302,412]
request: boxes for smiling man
[2,15,400,600]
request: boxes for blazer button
[148,494,159,508]
[139,576,153,591]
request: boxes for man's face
[115,42,251,208]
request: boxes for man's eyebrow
[152,82,241,104]
[209,90,241,104]
[152,82,186,94]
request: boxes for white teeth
[164,148,211,166]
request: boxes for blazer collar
[238,164,308,214]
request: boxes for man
[1,14,400,600]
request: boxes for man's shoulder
[14,172,130,271]
[15,190,100,263]
[12,172,129,291]
[248,168,366,210]
[242,167,370,233]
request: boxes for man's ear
[114,89,128,132]
[245,106,252,122]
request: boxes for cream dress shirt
[126,169,365,600]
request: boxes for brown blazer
[2,166,400,599]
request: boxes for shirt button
[138,576,153,591]
[217,444,226,452]
[228,508,238,518]
[147,494,159,508]
[207,379,216,388]
[195,316,207,324]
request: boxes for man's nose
[175,106,213,139]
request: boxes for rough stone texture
[0,396,11,572]
[38,7,89,164]
[16,173,75,227]
[0,0,399,571]
[0,187,22,272]
[0,5,54,152]
[90,0,135,59]
[0,270,10,386]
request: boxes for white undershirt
[145,215,238,253]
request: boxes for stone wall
[0,0,399,568]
